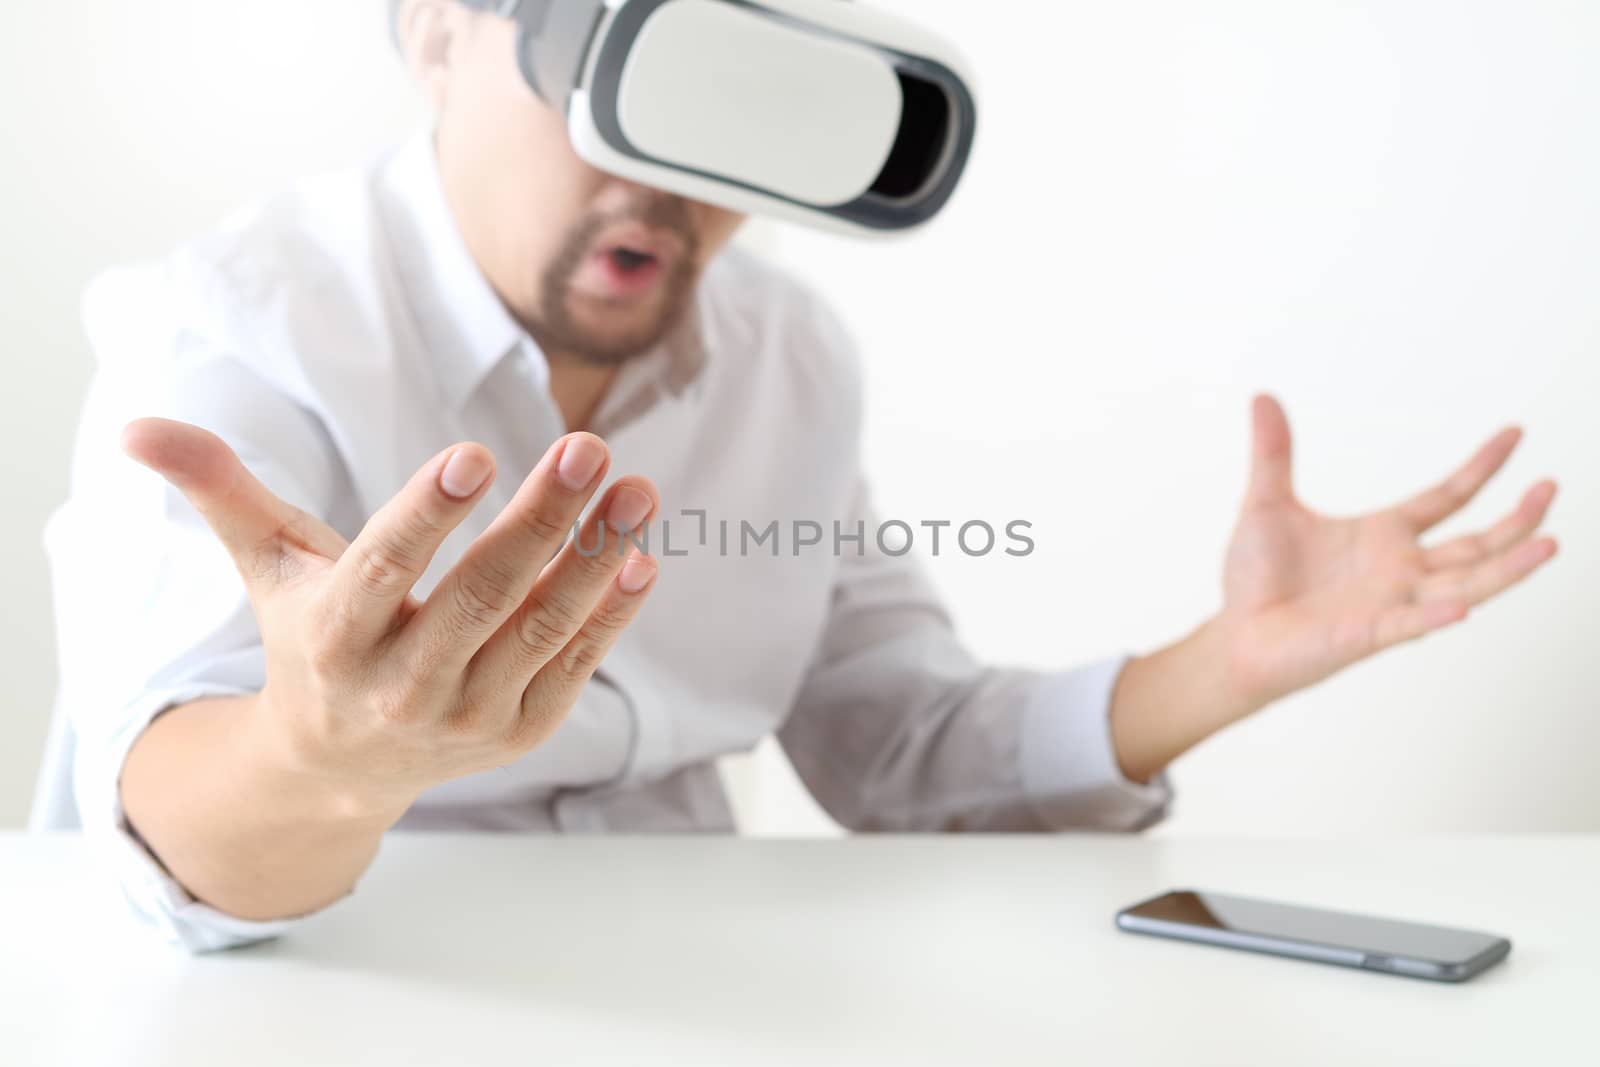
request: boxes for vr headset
[460,0,978,236]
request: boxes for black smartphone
[1116,889,1512,982]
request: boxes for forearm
[1109,617,1260,784]
[119,694,410,922]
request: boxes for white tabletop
[3,833,1596,1066]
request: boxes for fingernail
[605,486,653,532]
[558,436,606,491]
[440,448,493,499]
[619,555,657,595]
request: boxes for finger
[1423,480,1558,571]
[1398,427,1522,533]
[326,442,497,641]
[1244,394,1295,508]
[1419,536,1559,607]
[406,433,614,665]
[1369,598,1471,653]
[514,550,660,751]
[121,419,344,590]
[465,476,659,695]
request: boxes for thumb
[121,418,342,590]
[1244,394,1295,507]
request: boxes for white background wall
[1,1,421,827]
[3,1,1596,834]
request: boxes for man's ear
[396,0,466,110]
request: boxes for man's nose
[596,178,661,208]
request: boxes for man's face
[413,7,746,365]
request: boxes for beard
[529,194,702,367]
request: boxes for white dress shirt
[44,134,1172,952]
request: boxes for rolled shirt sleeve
[1020,657,1172,831]
[88,686,308,954]
[778,481,1172,833]
[46,264,352,951]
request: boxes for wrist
[1110,615,1264,783]
[241,689,416,828]
[1193,612,1272,724]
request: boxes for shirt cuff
[81,685,318,953]
[1019,656,1173,832]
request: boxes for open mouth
[570,221,688,303]
[607,246,659,275]
[594,244,666,296]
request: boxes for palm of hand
[1217,398,1557,707]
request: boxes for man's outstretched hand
[1112,396,1558,783]
[117,420,660,919]
[1222,394,1557,706]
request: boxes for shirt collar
[377,131,710,420]
[378,132,532,411]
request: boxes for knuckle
[353,539,415,597]
[536,583,589,628]
[312,586,357,635]
[440,701,486,739]
[550,601,634,680]
[372,684,418,728]
[450,569,516,630]
[351,505,444,596]
[347,645,451,732]
[371,667,451,731]
[514,505,573,550]
[503,710,539,751]
[512,601,574,660]
[508,694,568,751]
[394,647,446,699]
[402,627,458,689]
[585,596,634,643]
[399,499,448,541]
[302,616,359,679]
[574,538,627,579]
[554,638,607,680]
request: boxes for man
[46,0,1558,952]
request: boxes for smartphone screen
[1117,890,1511,982]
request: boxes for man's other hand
[1221,395,1557,708]
[1110,395,1557,784]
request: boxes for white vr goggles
[463,0,979,235]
